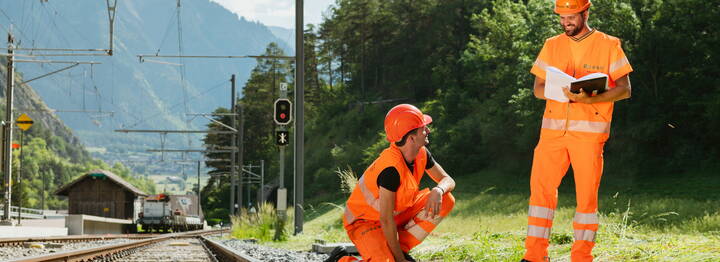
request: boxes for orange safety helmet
[554,0,591,14]
[384,104,432,143]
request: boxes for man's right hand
[424,187,443,217]
[563,87,596,104]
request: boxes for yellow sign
[103,207,110,212]
[16,114,33,131]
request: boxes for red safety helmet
[555,0,591,14]
[384,104,432,143]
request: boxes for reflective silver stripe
[406,224,430,241]
[568,119,610,133]
[357,176,402,216]
[403,218,418,230]
[574,212,599,225]
[401,210,447,241]
[542,118,566,130]
[527,225,551,239]
[358,176,381,211]
[544,118,610,134]
[415,210,445,226]
[344,206,357,224]
[529,205,555,220]
[534,58,550,71]
[574,229,596,242]
[609,56,630,73]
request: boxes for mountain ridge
[0,0,293,171]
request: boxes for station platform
[0,214,134,237]
[65,214,134,235]
[0,224,68,237]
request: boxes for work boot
[403,251,417,262]
[323,246,349,262]
[520,258,549,262]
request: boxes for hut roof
[54,169,148,197]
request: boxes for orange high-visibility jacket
[344,145,428,224]
[531,30,633,142]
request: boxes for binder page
[544,66,573,102]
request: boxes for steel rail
[7,229,229,262]
[198,238,220,262]
[200,236,261,262]
[8,235,167,262]
[0,234,159,247]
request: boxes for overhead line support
[146,149,237,153]
[14,60,100,64]
[137,54,295,61]
[20,63,80,84]
[2,1,119,224]
[114,129,236,134]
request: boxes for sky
[210,0,335,29]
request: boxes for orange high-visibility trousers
[524,136,604,262]
[340,190,455,262]
[338,257,360,262]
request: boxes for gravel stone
[219,239,331,262]
[0,237,336,261]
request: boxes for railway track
[0,234,160,247]
[114,237,260,262]
[4,228,242,262]
[113,237,213,262]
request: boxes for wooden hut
[55,169,147,220]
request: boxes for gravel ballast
[219,239,331,262]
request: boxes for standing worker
[329,104,456,262]
[522,0,632,261]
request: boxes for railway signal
[274,98,292,125]
[276,130,289,146]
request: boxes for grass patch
[263,168,720,261]
[231,203,294,242]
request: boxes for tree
[201,43,293,220]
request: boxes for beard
[564,18,585,37]
[565,25,583,36]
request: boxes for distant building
[55,169,147,220]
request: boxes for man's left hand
[424,187,443,218]
[563,87,597,104]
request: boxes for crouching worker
[332,104,456,262]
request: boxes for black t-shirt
[376,150,436,192]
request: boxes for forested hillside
[197,0,718,223]
[313,0,718,185]
[1,57,155,210]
